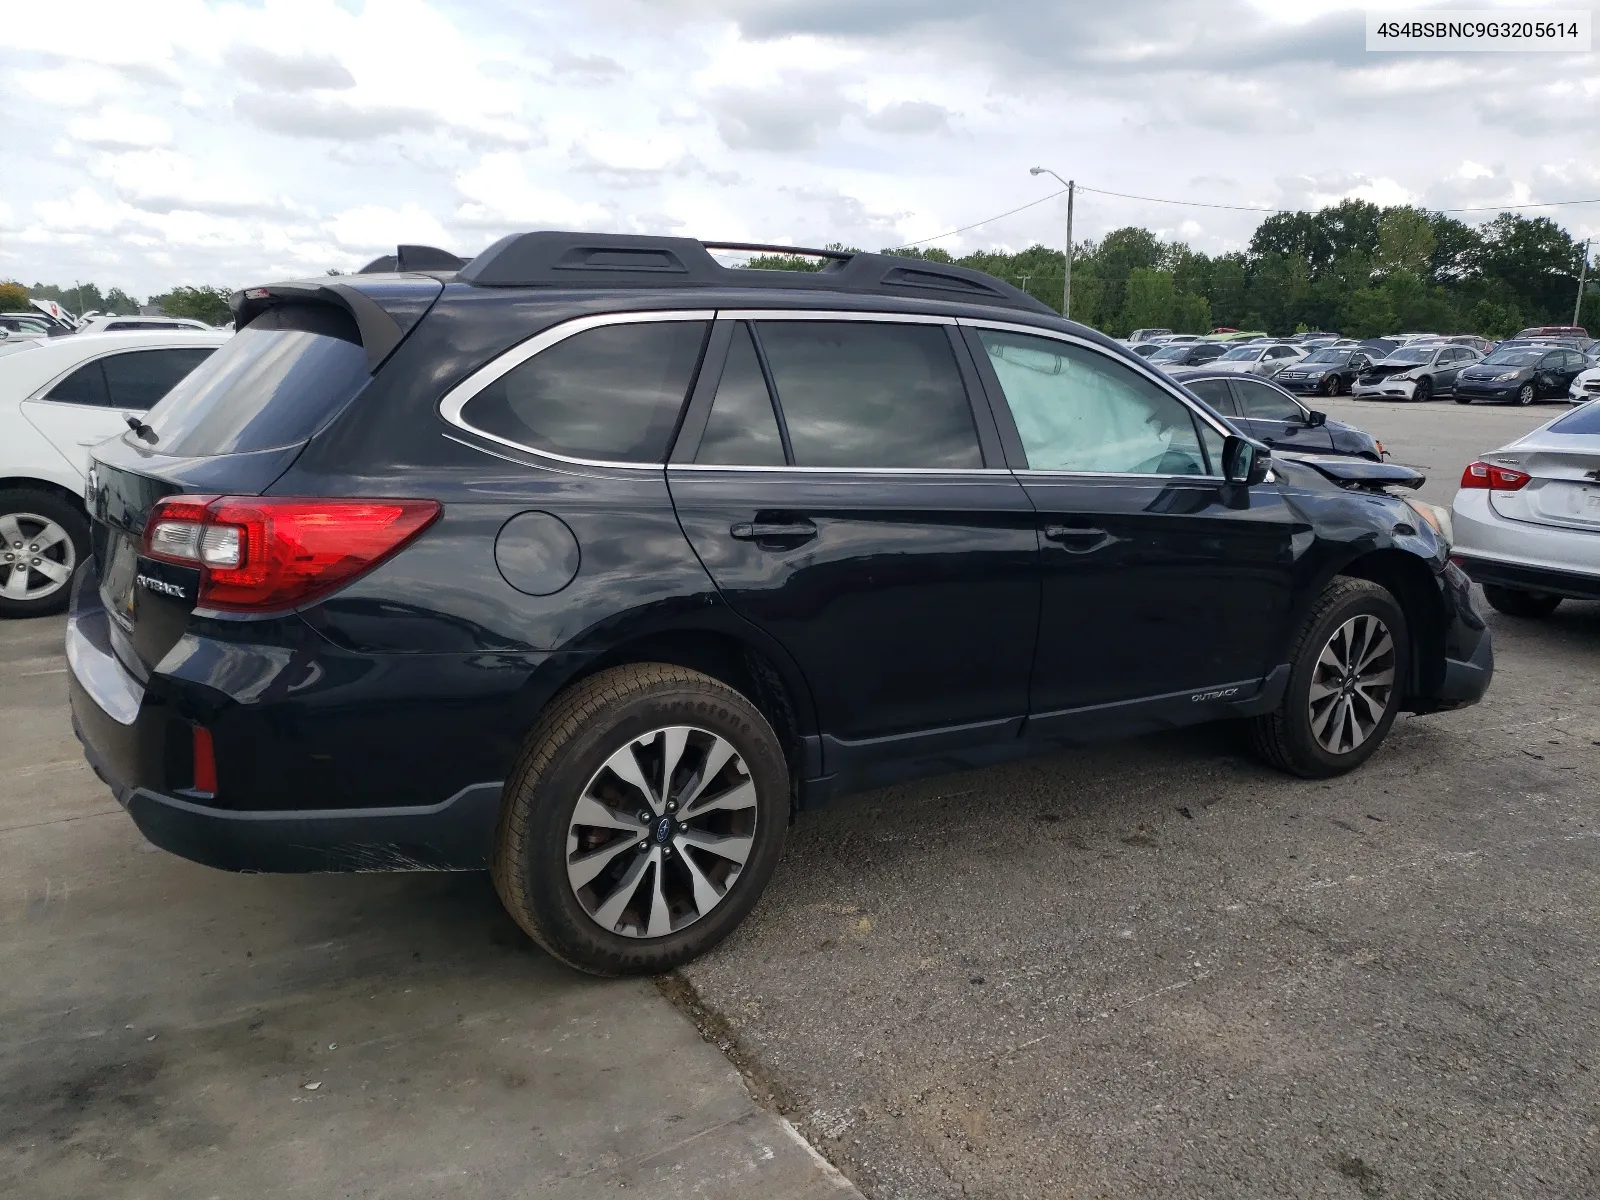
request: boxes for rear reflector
[192,725,218,795]
[144,496,441,612]
[1459,461,1531,491]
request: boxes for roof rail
[455,231,1054,315]
[358,244,468,274]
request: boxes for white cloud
[1,0,1596,297]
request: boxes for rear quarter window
[142,305,371,456]
[1549,404,1600,435]
[456,320,709,463]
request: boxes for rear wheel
[1249,578,1408,779]
[0,488,87,619]
[1482,585,1562,618]
[492,663,789,977]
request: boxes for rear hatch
[88,300,386,678]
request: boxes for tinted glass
[757,321,980,468]
[1482,350,1542,366]
[1550,403,1600,435]
[1232,378,1303,421]
[1218,346,1260,360]
[980,330,1209,475]
[1304,349,1350,364]
[45,360,110,406]
[463,320,707,463]
[1185,377,1236,415]
[695,324,785,465]
[102,347,214,410]
[145,305,372,456]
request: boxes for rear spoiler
[1276,452,1425,491]
[229,276,443,372]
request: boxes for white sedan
[1450,399,1600,617]
[0,329,228,617]
[1571,364,1600,406]
[1205,342,1307,377]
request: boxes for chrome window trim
[437,309,714,470]
[955,316,1237,444]
[713,309,955,325]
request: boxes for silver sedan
[1450,400,1600,616]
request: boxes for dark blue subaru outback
[68,233,1492,975]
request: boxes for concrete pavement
[0,614,860,1199]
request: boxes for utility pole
[1063,180,1075,320]
[1575,238,1591,329]
[1030,167,1075,318]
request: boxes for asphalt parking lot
[4,396,1596,1199]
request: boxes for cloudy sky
[3,0,1597,298]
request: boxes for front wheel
[1516,383,1536,406]
[1482,585,1562,618]
[1454,396,1473,405]
[0,488,88,619]
[1320,375,1339,397]
[1249,578,1408,779]
[492,663,789,976]
[1412,376,1432,402]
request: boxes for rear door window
[694,323,785,466]
[461,320,708,463]
[1185,377,1236,416]
[45,360,111,406]
[144,305,373,456]
[102,347,215,410]
[755,321,981,469]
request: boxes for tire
[1319,375,1338,397]
[1516,383,1535,406]
[0,488,88,619]
[492,663,789,976]
[1248,578,1409,779]
[1482,585,1562,619]
[1412,376,1432,402]
[1454,396,1473,405]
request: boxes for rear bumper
[1453,556,1600,602]
[66,565,511,873]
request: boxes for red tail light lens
[191,725,218,795]
[143,496,440,611]
[1459,461,1531,491]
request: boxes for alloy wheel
[1308,614,1396,755]
[1517,384,1535,406]
[0,513,75,602]
[565,725,759,939]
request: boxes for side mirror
[1306,409,1328,427]
[1222,434,1272,485]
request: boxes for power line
[889,182,1600,249]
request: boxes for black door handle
[730,520,818,543]
[1044,525,1112,553]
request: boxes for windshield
[1481,350,1544,367]
[1218,346,1261,360]
[1304,349,1351,364]
[1386,347,1435,364]
[1149,345,1190,360]
[143,305,371,456]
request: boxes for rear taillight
[1459,461,1531,492]
[143,496,441,612]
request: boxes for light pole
[1030,167,1074,318]
[1575,238,1591,329]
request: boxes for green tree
[149,285,233,326]
[1172,292,1212,335]
[1471,214,1581,325]
[103,287,140,315]
[1341,288,1397,338]
[1206,255,1249,328]
[1120,267,1177,336]
[0,281,28,311]
[1376,208,1436,278]
[1467,298,1521,339]
[1424,213,1481,285]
